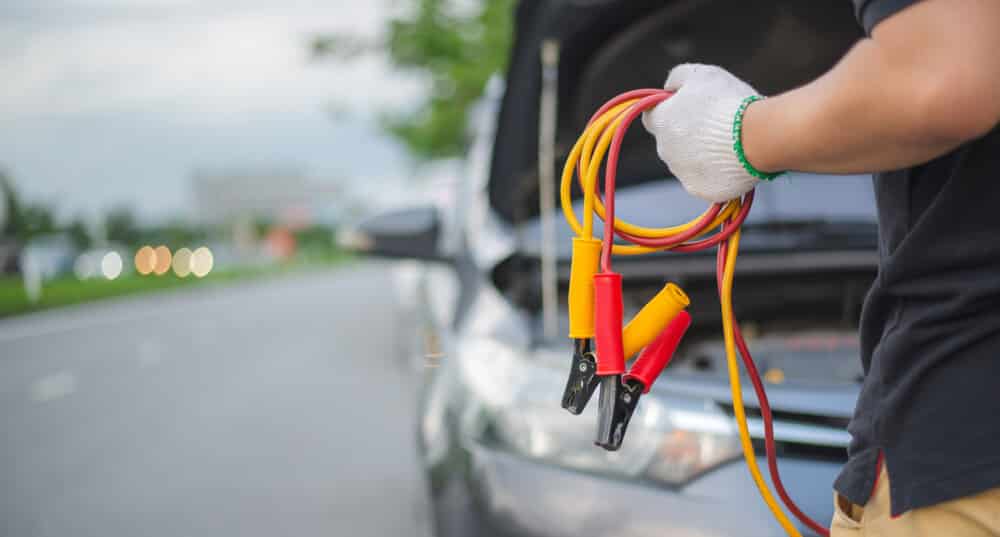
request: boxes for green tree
[1,171,23,237]
[312,0,515,160]
[145,220,206,248]
[20,204,56,237]
[0,172,57,241]
[105,207,141,247]
[65,218,93,251]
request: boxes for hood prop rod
[538,39,560,341]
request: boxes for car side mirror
[338,206,447,262]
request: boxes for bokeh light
[764,368,786,385]
[101,251,123,280]
[152,246,172,276]
[172,248,193,278]
[134,246,156,275]
[191,247,214,278]
[74,252,99,280]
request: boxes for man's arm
[743,0,1000,175]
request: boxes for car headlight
[458,338,741,486]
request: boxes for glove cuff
[682,95,760,202]
[732,96,784,181]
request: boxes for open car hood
[490,0,863,223]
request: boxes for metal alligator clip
[595,311,691,451]
[561,338,600,414]
[594,374,643,451]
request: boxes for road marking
[0,296,217,344]
[192,319,218,345]
[0,270,362,344]
[30,371,77,402]
[0,306,167,344]
[137,340,163,367]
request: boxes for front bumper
[431,443,839,537]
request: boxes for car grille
[717,403,850,463]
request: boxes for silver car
[346,1,874,535]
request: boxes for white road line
[0,270,344,344]
[137,339,164,367]
[0,287,237,344]
[0,305,174,344]
[30,371,77,402]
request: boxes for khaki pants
[831,465,1000,536]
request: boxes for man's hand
[741,0,1000,175]
[645,0,1000,188]
[641,64,763,203]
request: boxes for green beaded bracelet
[732,95,784,181]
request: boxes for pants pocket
[832,491,864,534]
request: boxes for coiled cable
[561,88,829,537]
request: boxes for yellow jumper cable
[559,88,827,537]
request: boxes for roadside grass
[0,252,353,319]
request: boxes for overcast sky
[0,0,424,223]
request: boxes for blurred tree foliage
[104,207,141,247]
[0,172,209,251]
[312,0,515,159]
[1,173,21,236]
[20,206,56,237]
[141,221,207,249]
[66,219,92,251]
[1,172,57,240]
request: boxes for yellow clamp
[622,283,689,360]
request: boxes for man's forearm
[742,0,1000,175]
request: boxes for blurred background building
[191,169,341,227]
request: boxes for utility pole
[539,39,560,341]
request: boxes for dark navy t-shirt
[835,0,1000,515]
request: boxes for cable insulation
[561,88,831,537]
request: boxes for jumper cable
[560,89,829,537]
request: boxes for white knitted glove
[642,64,765,203]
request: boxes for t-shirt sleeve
[852,0,921,34]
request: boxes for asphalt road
[0,264,432,537]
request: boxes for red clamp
[593,288,691,451]
[624,311,691,393]
[593,272,625,376]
